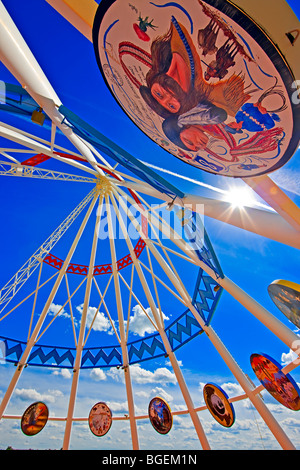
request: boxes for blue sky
[0,0,299,451]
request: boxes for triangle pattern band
[0,266,222,368]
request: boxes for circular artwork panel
[250,353,300,410]
[148,396,173,434]
[21,402,49,436]
[88,402,113,436]
[93,0,300,178]
[268,279,300,329]
[203,383,235,427]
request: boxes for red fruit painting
[133,23,150,41]
[133,15,157,41]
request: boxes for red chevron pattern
[43,253,63,270]
[27,154,148,274]
[43,239,146,275]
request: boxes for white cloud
[89,368,107,381]
[76,304,114,334]
[281,417,300,429]
[52,368,72,379]
[46,303,116,336]
[48,303,73,321]
[199,381,243,398]
[106,401,129,413]
[46,302,171,339]
[149,387,173,403]
[281,334,300,366]
[130,364,177,384]
[281,349,299,366]
[165,359,183,368]
[173,414,198,430]
[135,391,149,399]
[127,305,169,337]
[14,388,63,403]
[107,363,177,385]
[221,381,244,397]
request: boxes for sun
[223,186,257,209]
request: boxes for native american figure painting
[94,0,296,178]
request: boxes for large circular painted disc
[148,396,173,434]
[268,279,300,329]
[88,402,113,436]
[21,402,49,436]
[93,0,300,178]
[203,383,235,427]
[250,353,300,410]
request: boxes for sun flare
[223,186,257,209]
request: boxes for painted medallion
[88,401,113,436]
[148,396,173,434]
[203,383,235,427]
[268,280,300,329]
[250,353,300,410]
[93,0,300,177]
[21,401,49,436]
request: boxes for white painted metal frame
[105,193,140,450]
[117,185,300,352]
[0,177,298,449]
[0,190,99,421]
[0,160,96,183]
[114,185,298,450]
[63,195,103,450]
[110,191,211,449]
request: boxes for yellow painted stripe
[269,279,300,292]
[64,0,98,28]
[46,0,98,41]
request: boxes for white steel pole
[244,174,300,232]
[149,250,296,449]
[181,193,300,250]
[0,190,98,420]
[136,217,296,447]
[120,181,300,250]
[63,195,102,450]
[105,193,139,450]
[0,188,96,314]
[117,185,300,353]
[111,190,211,450]
[0,2,104,177]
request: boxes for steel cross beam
[0,2,105,178]
[0,160,96,183]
